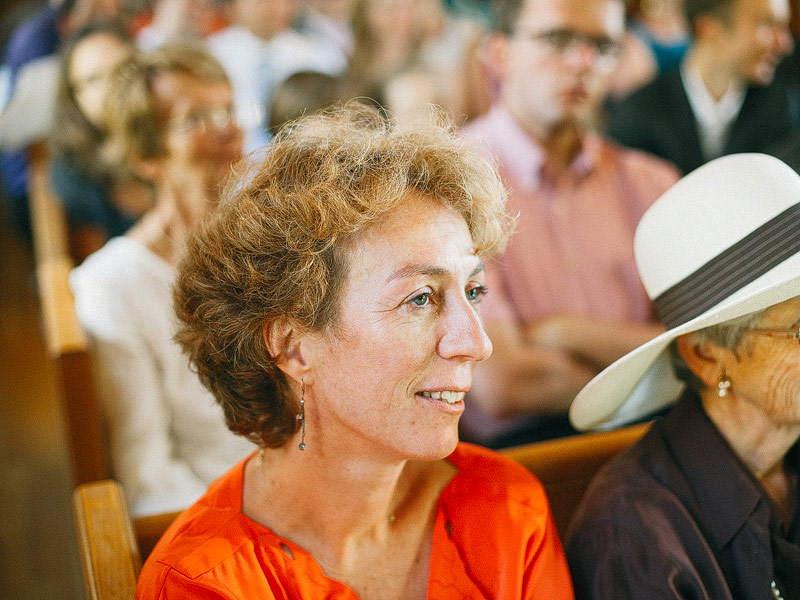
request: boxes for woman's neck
[126,202,185,265]
[242,441,455,597]
[702,389,800,516]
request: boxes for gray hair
[669,308,767,391]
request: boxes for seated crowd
[2,0,800,597]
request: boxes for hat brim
[569,254,800,431]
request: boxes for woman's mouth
[418,391,465,405]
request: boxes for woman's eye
[466,285,487,302]
[409,293,431,307]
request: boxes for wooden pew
[28,142,110,484]
[73,480,181,600]
[501,423,649,536]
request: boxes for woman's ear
[263,317,308,383]
[676,333,729,389]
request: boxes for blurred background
[0,18,84,589]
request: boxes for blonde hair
[174,104,513,447]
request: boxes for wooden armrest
[73,480,141,600]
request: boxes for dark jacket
[565,391,800,599]
[607,69,798,175]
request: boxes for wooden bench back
[73,480,181,600]
[501,424,649,536]
[28,143,110,484]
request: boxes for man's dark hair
[490,0,628,36]
[492,0,525,35]
[684,0,737,30]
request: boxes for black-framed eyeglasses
[516,27,623,59]
[746,323,800,343]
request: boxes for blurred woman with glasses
[70,42,254,517]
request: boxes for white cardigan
[70,237,255,516]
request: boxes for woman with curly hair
[136,105,574,599]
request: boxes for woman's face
[153,72,243,195]
[301,193,492,460]
[726,296,800,425]
[68,32,132,127]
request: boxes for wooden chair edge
[72,480,142,600]
[501,423,650,482]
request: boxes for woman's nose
[437,297,492,362]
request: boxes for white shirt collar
[681,60,746,160]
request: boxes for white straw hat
[570,153,800,431]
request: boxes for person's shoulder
[71,237,163,289]
[142,462,253,581]
[459,110,496,144]
[70,237,172,329]
[206,26,255,55]
[600,136,682,183]
[617,68,681,105]
[459,107,525,163]
[566,424,682,541]
[3,7,58,65]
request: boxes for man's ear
[676,333,730,388]
[483,32,510,84]
[263,317,309,384]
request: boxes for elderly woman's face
[301,193,492,459]
[726,296,800,424]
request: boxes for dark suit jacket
[607,68,798,174]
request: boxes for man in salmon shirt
[461,0,680,448]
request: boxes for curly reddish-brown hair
[174,104,513,448]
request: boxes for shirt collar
[681,60,745,157]
[663,391,774,550]
[486,104,600,187]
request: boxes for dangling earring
[717,371,732,397]
[297,379,306,451]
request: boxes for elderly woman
[565,153,800,599]
[135,106,574,598]
[70,43,253,516]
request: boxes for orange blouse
[136,443,574,599]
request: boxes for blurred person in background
[135,0,230,51]
[382,0,489,126]
[346,0,421,105]
[0,0,126,241]
[607,0,690,100]
[206,0,345,152]
[298,0,356,62]
[48,21,152,263]
[267,69,346,136]
[70,43,254,516]
[607,0,796,175]
[459,0,679,448]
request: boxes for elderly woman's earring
[717,371,732,397]
[298,379,306,451]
